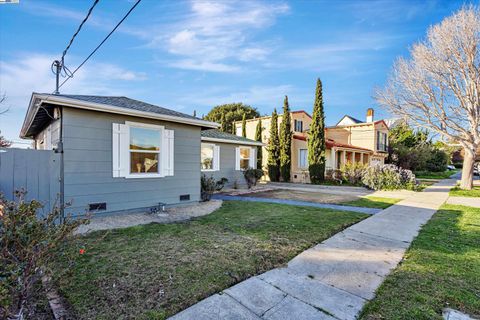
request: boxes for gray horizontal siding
[201,142,247,188]
[62,108,201,216]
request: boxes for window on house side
[129,126,161,174]
[239,147,251,169]
[299,149,308,168]
[201,143,215,170]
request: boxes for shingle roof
[53,94,199,120]
[201,129,263,146]
[335,115,364,126]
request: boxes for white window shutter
[112,123,128,177]
[162,129,174,176]
[251,147,257,169]
[214,145,220,171]
[235,147,240,170]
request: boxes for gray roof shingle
[53,94,200,120]
[201,129,262,145]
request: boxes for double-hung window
[235,146,256,170]
[299,149,308,168]
[112,121,174,178]
[129,126,161,175]
[294,120,303,132]
[201,143,220,171]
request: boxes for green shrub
[267,165,280,182]
[0,190,88,319]
[200,174,228,201]
[340,162,367,185]
[362,164,418,191]
[243,168,264,189]
[426,149,448,172]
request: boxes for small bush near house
[200,174,228,201]
[0,190,87,319]
[340,162,367,185]
[243,168,264,188]
[362,164,418,191]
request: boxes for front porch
[327,148,373,170]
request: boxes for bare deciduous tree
[376,6,480,189]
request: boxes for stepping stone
[443,308,477,320]
[263,295,335,320]
[259,268,366,320]
[169,293,260,320]
[224,277,286,316]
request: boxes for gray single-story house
[16,93,262,216]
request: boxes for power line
[57,0,142,91]
[61,0,100,63]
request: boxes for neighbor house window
[299,149,308,168]
[129,126,161,174]
[294,120,303,132]
[201,143,220,171]
[376,131,388,152]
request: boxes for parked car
[447,165,456,170]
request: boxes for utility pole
[53,60,62,95]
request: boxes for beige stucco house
[234,108,389,183]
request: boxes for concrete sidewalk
[169,178,457,320]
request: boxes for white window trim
[236,146,256,170]
[125,121,164,179]
[201,143,220,172]
[298,148,308,169]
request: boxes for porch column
[342,150,346,166]
[330,148,336,170]
[352,152,356,164]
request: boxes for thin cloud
[149,0,289,72]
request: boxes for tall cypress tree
[279,96,292,181]
[242,113,247,137]
[255,118,263,169]
[267,109,281,181]
[308,78,326,183]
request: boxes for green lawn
[343,196,402,209]
[414,170,458,180]
[54,201,367,319]
[450,186,480,197]
[361,204,480,320]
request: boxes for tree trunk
[460,146,476,190]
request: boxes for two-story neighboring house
[234,108,389,183]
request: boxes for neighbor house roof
[234,110,312,124]
[335,115,364,126]
[21,93,218,138]
[201,129,264,146]
[328,119,388,129]
[293,135,372,152]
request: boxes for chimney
[366,108,374,122]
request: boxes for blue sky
[0,0,464,146]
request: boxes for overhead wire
[57,0,142,91]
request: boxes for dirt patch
[239,189,359,204]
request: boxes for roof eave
[201,136,264,146]
[20,93,219,138]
